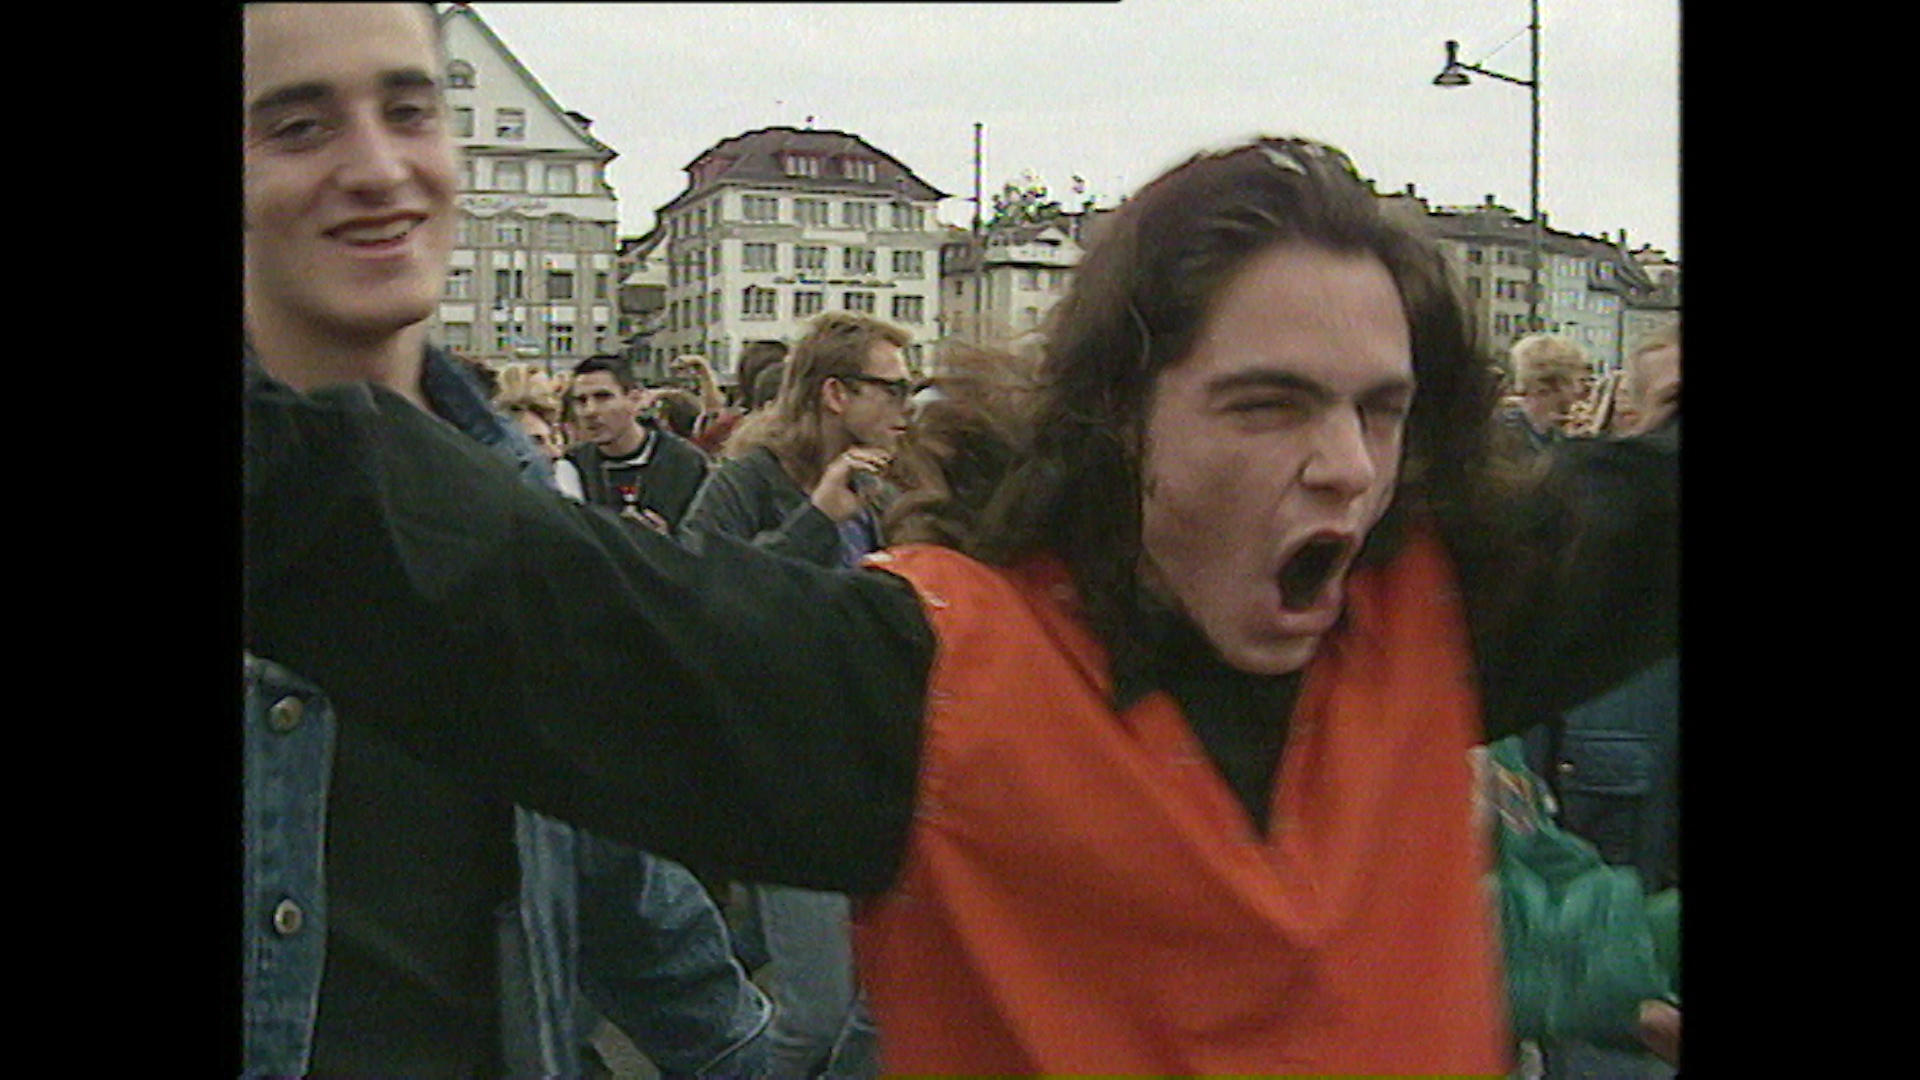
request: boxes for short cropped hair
[573,354,638,392]
[1510,334,1589,393]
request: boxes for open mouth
[1277,535,1352,612]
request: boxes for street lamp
[1434,0,1542,335]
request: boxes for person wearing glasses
[679,311,911,568]
[672,310,915,1078]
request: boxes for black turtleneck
[1115,609,1304,837]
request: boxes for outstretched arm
[244,374,932,893]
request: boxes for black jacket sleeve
[243,376,932,894]
[1474,420,1681,741]
[678,451,843,565]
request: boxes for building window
[891,295,925,324]
[495,268,525,299]
[455,216,474,245]
[446,267,474,299]
[547,271,574,300]
[843,291,875,314]
[447,60,475,89]
[694,294,706,326]
[839,158,878,182]
[742,286,778,320]
[545,164,576,195]
[495,108,526,140]
[843,247,875,274]
[796,199,830,227]
[1466,277,1482,298]
[452,107,475,138]
[794,290,825,318]
[1020,268,1041,290]
[595,272,609,299]
[795,245,828,272]
[444,322,473,350]
[891,250,924,277]
[550,324,575,354]
[495,219,526,245]
[710,246,723,273]
[781,153,822,178]
[743,195,779,223]
[542,219,572,248]
[493,160,525,192]
[840,202,877,229]
[457,158,475,192]
[496,325,519,352]
[890,204,925,230]
[743,243,778,272]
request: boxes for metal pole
[1527,0,1541,332]
[972,122,983,342]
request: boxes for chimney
[1405,182,1417,197]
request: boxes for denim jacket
[242,348,768,1076]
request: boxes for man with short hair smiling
[565,353,711,533]
[241,5,767,1074]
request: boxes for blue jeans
[577,833,771,1076]
[754,884,879,1079]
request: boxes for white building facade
[650,127,949,384]
[432,6,621,373]
[940,223,1084,358]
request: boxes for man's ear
[820,376,851,416]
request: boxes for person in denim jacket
[241,5,766,1073]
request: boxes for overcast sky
[467,1,1680,257]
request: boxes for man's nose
[1299,407,1378,498]
[335,113,411,194]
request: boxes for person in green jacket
[1477,735,1681,1073]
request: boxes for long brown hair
[724,311,910,489]
[890,137,1531,674]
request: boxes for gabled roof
[986,221,1075,246]
[657,126,946,216]
[439,5,616,160]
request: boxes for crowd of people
[241,4,1679,1076]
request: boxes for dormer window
[781,153,822,178]
[839,157,878,182]
[447,60,476,89]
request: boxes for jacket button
[267,696,304,733]
[271,898,305,936]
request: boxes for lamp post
[1435,0,1542,335]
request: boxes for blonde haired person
[493,363,585,500]
[1504,334,1590,450]
[1620,323,1680,437]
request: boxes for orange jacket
[855,532,1509,1074]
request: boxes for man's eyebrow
[1204,369,1415,402]
[249,68,438,116]
[249,81,331,116]
[381,68,440,92]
